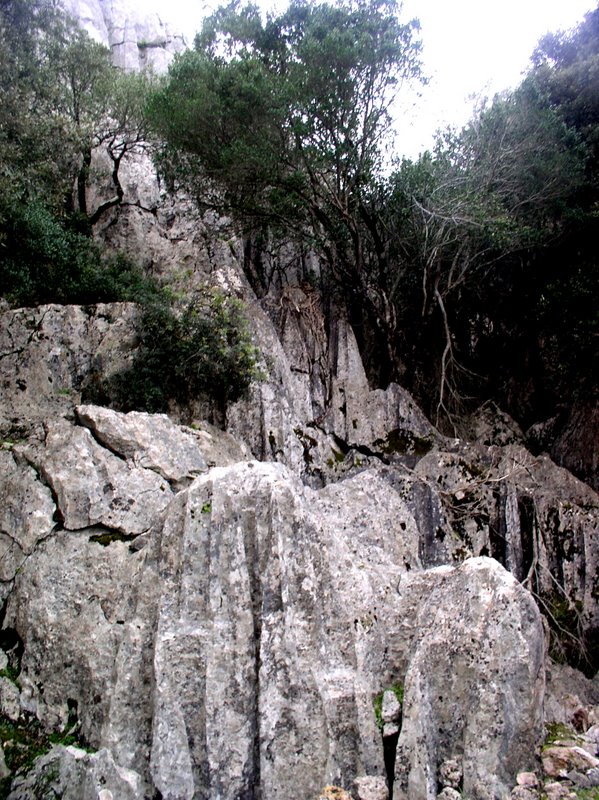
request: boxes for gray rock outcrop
[62,0,186,71]
[75,404,208,485]
[0,450,55,595]
[0,279,597,799]
[0,6,596,796]
[0,303,138,435]
[394,558,544,800]
[0,406,548,799]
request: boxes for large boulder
[3,441,546,799]
[22,418,173,534]
[393,558,545,800]
[75,404,208,485]
[413,443,599,657]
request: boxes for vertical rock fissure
[244,515,263,799]
[383,729,400,798]
[518,495,536,582]
[379,687,403,798]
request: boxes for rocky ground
[0,299,598,799]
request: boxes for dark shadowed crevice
[518,495,536,580]
[383,729,400,798]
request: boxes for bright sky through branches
[148,0,595,157]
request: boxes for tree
[84,69,153,224]
[0,0,151,226]
[382,81,587,428]
[148,0,423,383]
[0,0,80,215]
[0,0,153,304]
[43,19,152,222]
[531,6,599,176]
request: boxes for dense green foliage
[88,289,260,416]
[384,78,593,426]
[0,0,152,305]
[148,0,424,381]
[150,0,422,223]
[0,202,154,306]
[0,0,260,417]
[149,0,598,434]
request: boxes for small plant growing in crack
[373,682,404,731]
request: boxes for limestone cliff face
[1,311,598,799]
[1,192,598,800]
[62,0,186,71]
[1,168,598,800]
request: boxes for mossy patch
[573,789,599,800]
[89,531,138,547]
[373,429,433,457]
[0,664,20,686]
[543,721,582,748]
[0,712,91,798]
[326,447,345,468]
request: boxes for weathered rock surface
[542,745,599,778]
[437,790,462,800]
[0,402,548,799]
[545,663,599,727]
[0,450,55,589]
[0,303,597,799]
[7,745,143,800]
[227,301,444,485]
[413,443,599,649]
[527,400,599,493]
[0,3,597,789]
[464,402,526,448]
[439,758,462,790]
[22,418,173,534]
[62,0,186,71]
[353,775,389,800]
[393,558,544,800]
[75,404,208,484]
[324,323,440,457]
[0,303,138,433]
[542,782,577,800]
[6,530,144,735]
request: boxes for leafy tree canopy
[148,0,598,428]
[0,0,154,305]
[150,0,422,232]
[148,0,423,383]
[382,10,598,428]
[532,8,599,134]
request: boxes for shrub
[92,287,260,416]
[0,201,153,307]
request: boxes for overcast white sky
[148,0,595,158]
